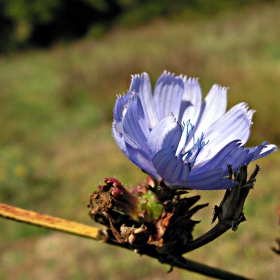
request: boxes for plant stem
[0,202,105,240]
[183,222,231,253]
[0,202,250,279]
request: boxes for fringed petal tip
[212,84,229,93]
[253,142,277,160]
[162,70,175,76]
[131,72,148,79]
[182,76,199,83]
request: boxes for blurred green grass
[0,2,280,279]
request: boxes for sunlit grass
[0,2,280,279]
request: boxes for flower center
[175,120,209,170]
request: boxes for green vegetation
[0,2,280,279]
[1,0,279,52]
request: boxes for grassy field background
[0,2,280,279]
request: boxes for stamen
[185,133,209,169]
[179,131,209,170]
[175,119,209,170]
[175,120,194,157]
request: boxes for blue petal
[255,143,277,159]
[214,143,251,173]
[230,148,250,171]
[187,169,237,190]
[196,103,252,164]
[113,91,133,122]
[147,115,182,156]
[178,77,202,124]
[130,73,158,129]
[153,71,184,121]
[192,140,241,174]
[151,147,236,190]
[152,147,189,184]
[126,143,159,179]
[247,142,277,161]
[194,85,228,136]
[122,95,149,151]
[112,121,129,156]
[205,103,252,144]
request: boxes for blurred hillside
[0,1,280,279]
[1,0,279,52]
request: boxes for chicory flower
[112,71,277,190]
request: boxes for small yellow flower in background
[14,165,28,179]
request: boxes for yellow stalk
[0,202,103,240]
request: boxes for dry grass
[0,2,280,279]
